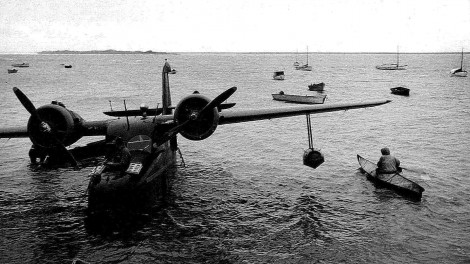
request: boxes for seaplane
[0,60,391,210]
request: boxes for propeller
[13,87,79,168]
[156,87,237,145]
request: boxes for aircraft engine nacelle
[27,103,84,148]
[173,93,219,141]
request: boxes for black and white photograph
[1,0,469,263]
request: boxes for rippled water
[1,53,469,263]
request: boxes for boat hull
[390,87,410,96]
[450,69,468,77]
[297,65,312,71]
[273,71,285,80]
[87,140,177,210]
[272,93,326,104]
[357,154,424,199]
[12,63,29,68]
[376,64,406,70]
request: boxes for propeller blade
[13,87,79,168]
[199,86,237,117]
[57,142,79,169]
[154,120,190,146]
[13,87,41,120]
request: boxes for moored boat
[12,63,29,67]
[376,46,406,70]
[7,69,18,73]
[273,71,285,80]
[308,82,325,91]
[295,46,313,71]
[272,91,326,104]
[357,154,424,199]
[390,86,410,96]
[450,48,467,77]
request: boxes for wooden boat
[376,46,406,70]
[272,91,326,104]
[390,87,410,96]
[450,48,467,77]
[7,69,18,73]
[11,63,29,68]
[273,71,285,80]
[357,154,424,199]
[308,82,325,91]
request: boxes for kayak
[357,154,424,199]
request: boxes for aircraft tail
[162,60,172,115]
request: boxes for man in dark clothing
[106,137,131,173]
[377,147,401,174]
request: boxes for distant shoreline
[37,49,173,55]
[0,51,465,55]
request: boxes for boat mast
[396,46,400,67]
[306,46,309,65]
[461,48,464,69]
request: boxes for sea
[0,52,469,264]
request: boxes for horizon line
[0,51,468,55]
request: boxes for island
[38,49,173,55]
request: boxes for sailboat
[296,46,312,71]
[450,48,467,77]
[376,46,407,70]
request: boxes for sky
[1,0,469,53]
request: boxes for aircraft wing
[0,120,110,139]
[151,99,391,125]
[0,127,28,138]
[218,100,391,124]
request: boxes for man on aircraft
[376,147,401,174]
[106,137,131,173]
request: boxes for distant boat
[64,65,72,68]
[169,69,176,74]
[450,48,467,77]
[11,63,29,68]
[272,91,326,104]
[308,82,325,91]
[293,49,300,67]
[7,69,18,73]
[390,87,410,96]
[376,46,406,70]
[295,46,313,71]
[273,71,285,80]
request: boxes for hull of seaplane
[87,139,177,210]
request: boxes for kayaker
[377,147,401,174]
[106,137,131,173]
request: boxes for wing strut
[303,114,324,169]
